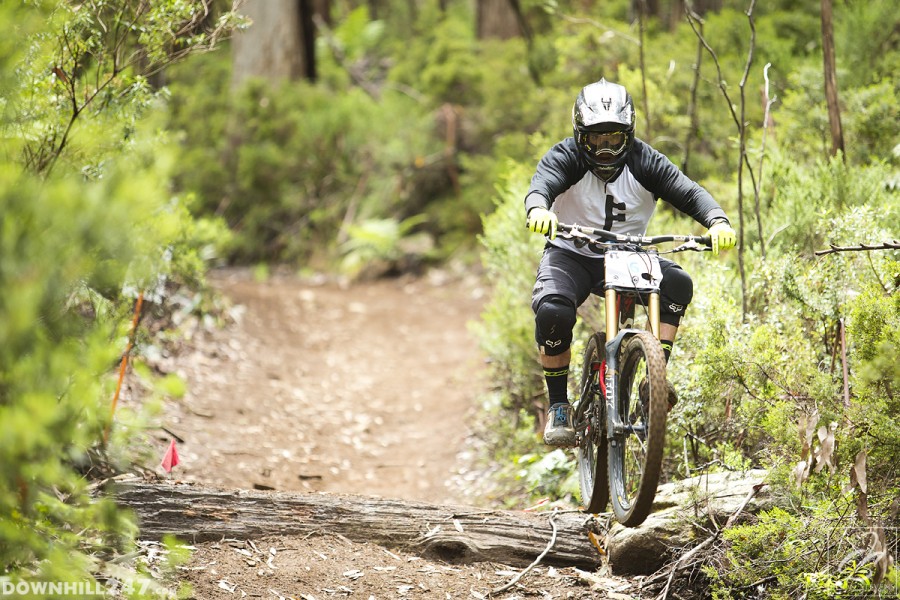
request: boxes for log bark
[114,482,603,569]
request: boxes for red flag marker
[161,440,180,473]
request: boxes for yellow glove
[707,221,737,255]
[526,207,558,240]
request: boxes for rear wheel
[607,331,667,526]
[575,332,608,514]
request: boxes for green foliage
[473,157,545,416]
[167,56,443,265]
[13,0,243,176]
[339,215,434,278]
[0,1,240,593]
[842,80,900,164]
[705,505,900,599]
[764,156,894,256]
[836,0,900,88]
[844,278,900,493]
[516,449,579,501]
[0,144,183,592]
[388,10,484,107]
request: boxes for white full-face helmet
[572,78,636,180]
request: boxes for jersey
[524,137,729,257]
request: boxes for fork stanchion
[605,288,618,339]
[649,293,660,339]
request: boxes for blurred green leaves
[0,0,240,593]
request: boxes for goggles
[585,131,626,150]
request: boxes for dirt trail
[161,268,488,504]
[146,269,632,598]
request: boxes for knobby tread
[610,331,668,527]
[576,332,608,514]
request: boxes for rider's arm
[524,138,590,216]
[628,140,730,228]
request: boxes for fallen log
[113,482,603,569]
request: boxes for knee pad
[534,295,576,356]
[660,267,693,326]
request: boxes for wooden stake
[104,291,144,443]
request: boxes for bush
[168,58,444,265]
[0,2,238,592]
[474,157,545,417]
[705,504,900,599]
[0,145,193,592]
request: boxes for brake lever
[664,240,712,253]
[558,229,591,246]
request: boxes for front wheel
[575,332,608,514]
[608,331,668,527]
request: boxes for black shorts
[531,245,693,326]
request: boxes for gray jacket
[525,138,730,256]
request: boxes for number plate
[604,251,662,291]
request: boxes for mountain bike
[555,223,711,527]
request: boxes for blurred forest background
[1,0,898,597]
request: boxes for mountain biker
[525,78,736,447]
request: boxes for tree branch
[490,509,560,596]
[814,241,900,256]
[680,32,704,174]
[685,1,763,321]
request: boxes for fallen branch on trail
[113,482,603,569]
[490,508,561,596]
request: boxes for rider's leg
[535,295,577,406]
[655,261,694,409]
[531,247,599,447]
[535,296,578,447]
[659,259,693,363]
[659,323,678,362]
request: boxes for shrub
[0,2,238,592]
[0,145,191,593]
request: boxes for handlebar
[556,222,711,252]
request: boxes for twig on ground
[489,508,559,596]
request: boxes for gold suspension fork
[605,288,618,339]
[607,289,661,339]
[648,292,660,339]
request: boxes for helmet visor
[581,130,627,164]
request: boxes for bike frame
[557,223,709,444]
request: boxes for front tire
[607,331,667,527]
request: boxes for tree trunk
[299,0,317,81]
[113,483,603,569]
[680,34,703,175]
[668,0,684,30]
[367,0,380,20]
[314,0,331,26]
[477,0,521,40]
[633,0,659,18]
[820,0,845,159]
[637,0,652,141]
[232,0,305,89]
